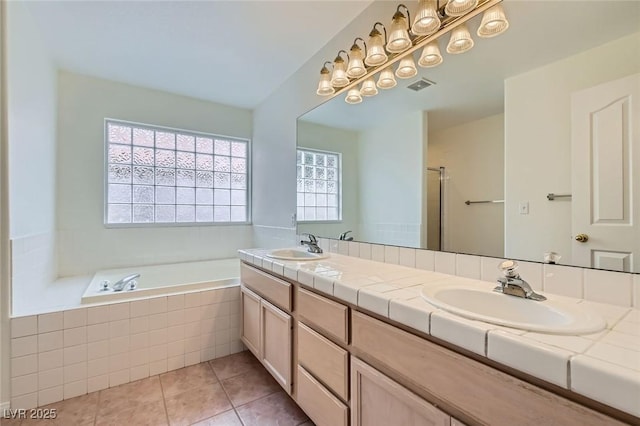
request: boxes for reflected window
[105,119,249,225]
[296,148,341,222]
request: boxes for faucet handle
[301,233,317,243]
[339,230,352,240]
[498,260,519,278]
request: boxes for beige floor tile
[236,391,308,426]
[164,382,232,426]
[98,376,164,417]
[95,400,167,426]
[21,392,100,426]
[209,351,262,381]
[221,368,281,407]
[160,363,218,398]
[190,409,242,426]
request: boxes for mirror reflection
[297,1,640,272]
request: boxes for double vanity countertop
[238,248,640,418]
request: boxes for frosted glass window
[296,148,341,222]
[106,119,249,225]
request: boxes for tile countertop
[238,248,640,419]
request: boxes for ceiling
[24,0,372,109]
[301,0,640,132]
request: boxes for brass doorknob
[575,234,589,243]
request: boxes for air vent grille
[407,78,436,91]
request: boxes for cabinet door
[240,286,261,358]
[260,299,292,393]
[351,357,450,426]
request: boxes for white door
[571,73,640,272]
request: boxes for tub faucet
[112,273,140,292]
[494,260,546,301]
[339,230,353,241]
[300,233,323,254]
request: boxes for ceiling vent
[407,78,436,92]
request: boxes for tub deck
[82,258,240,304]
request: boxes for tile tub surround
[1,352,310,426]
[9,286,243,410]
[239,248,640,419]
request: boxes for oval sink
[421,283,606,334]
[266,249,329,261]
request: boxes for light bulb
[377,67,397,89]
[446,23,474,54]
[444,0,478,17]
[477,4,509,38]
[346,41,366,79]
[418,41,443,68]
[345,88,363,104]
[395,56,417,79]
[361,77,378,97]
[386,10,411,53]
[365,24,388,66]
[412,0,440,36]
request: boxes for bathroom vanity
[238,249,638,426]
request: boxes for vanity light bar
[315,0,506,103]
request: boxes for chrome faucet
[300,233,323,254]
[112,273,140,292]
[339,230,353,241]
[494,260,546,301]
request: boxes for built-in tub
[81,258,240,304]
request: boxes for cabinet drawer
[297,365,348,426]
[298,287,348,344]
[241,263,292,311]
[298,322,349,401]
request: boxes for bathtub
[81,258,240,304]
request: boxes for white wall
[428,114,504,257]
[297,121,359,240]
[505,32,640,264]
[4,0,59,406]
[358,111,424,247]
[251,1,397,248]
[57,72,254,276]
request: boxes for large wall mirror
[297,0,640,272]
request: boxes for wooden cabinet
[240,284,292,394]
[351,357,450,426]
[240,286,261,357]
[298,287,349,344]
[261,298,292,392]
[297,365,349,426]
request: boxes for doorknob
[575,233,589,243]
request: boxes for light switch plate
[519,202,529,215]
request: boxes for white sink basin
[421,283,606,334]
[266,249,329,261]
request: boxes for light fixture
[330,50,350,87]
[418,41,443,67]
[346,38,367,78]
[360,77,378,97]
[386,4,412,53]
[444,0,479,17]
[395,56,417,79]
[477,4,509,38]
[412,0,441,36]
[345,87,363,104]
[446,23,474,54]
[316,62,335,96]
[377,67,397,89]
[316,0,508,103]
[365,22,388,66]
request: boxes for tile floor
[1,351,313,426]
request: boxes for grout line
[207,360,246,426]
[158,371,172,426]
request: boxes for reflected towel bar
[547,193,572,201]
[465,199,504,205]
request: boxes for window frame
[103,118,252,228]
[296,147,343,224]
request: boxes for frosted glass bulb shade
[365,33,388,66]
[346,46,366,78]
[418,42,443,67]
[395,56,417,79]
[331,60,349,87]
[316,71,335,96]
[446,24,474,54]
[412,0,441,36]
[361,78,378,97]
[477,4,509,38]
[345,88,363,104]
[377,68,397,89]
[444,0,478,17]
[386,15,411,53]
